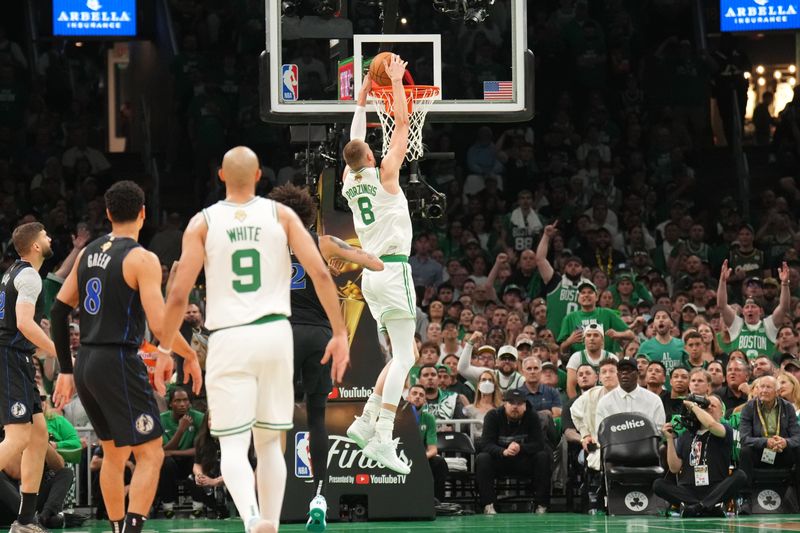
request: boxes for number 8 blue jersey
[77,236,145,347]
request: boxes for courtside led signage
[53,0,137,37]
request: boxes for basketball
[369,51,394,86]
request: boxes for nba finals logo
[295,432,313,479]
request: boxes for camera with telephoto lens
[674,394,711,433]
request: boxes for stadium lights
[790,77,797,87]
[790,65,797,74]
[757,77,766,86]
[775,71,782,80]
[400,17,408,24]
[744,72,751,80]
[756,65,765,74]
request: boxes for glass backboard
[260,0,533,124]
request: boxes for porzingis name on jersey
[344,183,378,200]
[226,226,262,243]
[86,252,111,269]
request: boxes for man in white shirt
[571,358,619,472]
[595,358,666,436]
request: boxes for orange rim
[370,85,440,116]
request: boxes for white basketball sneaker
[363,435,411,475]
[306,494,327,532]
[346,415,375,450]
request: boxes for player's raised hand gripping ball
[384,54,408,83]
[368,51,394,86]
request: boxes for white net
[370,86,440,161]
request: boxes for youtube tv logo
[355,474,371,485]
[328,387,340,400]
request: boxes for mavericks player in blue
[51,181,201,533]
[269,183,383,531]
[0,222,57,533]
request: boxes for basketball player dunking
[161,147,350,533]
[269,183,384,532]
[341,54,416,474]
[51,181,201,533]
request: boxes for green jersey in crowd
[542,274,589,337]
[415,408,437,448]
[721,315,778,360]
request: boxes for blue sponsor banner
[720,0,800,32]
[53,0,137,37]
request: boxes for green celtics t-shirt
[558,307,630,352]
[726,315,777,360]
[544,274,587,336]
[417,409,438,446]
[161,409,205,450]
[639,337,685,378]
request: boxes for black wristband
[50,299,74,374]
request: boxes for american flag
[483,81,513,100]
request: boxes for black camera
[674,394,711,433]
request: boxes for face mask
[478,381,495,394]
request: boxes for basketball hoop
[370,85,440,162]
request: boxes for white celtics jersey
[341,166,412,257]
[202,197,291,330]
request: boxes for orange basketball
[369,51,394,86]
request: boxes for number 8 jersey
[342,166,413,257]
[77,236,145,347]
[202,197,291,331]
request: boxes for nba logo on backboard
[282,64,299,101]
[294,431,312,478]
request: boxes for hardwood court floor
[72,514,800,533]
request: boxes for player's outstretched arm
[280,205,350,382]
[379,54,409,195]
[161,213,208,394]
[131,247,200,396]
[319,235,384,272]
[51,250,83,409]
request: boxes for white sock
[219,431,260,529]
[381,318,416,408]
[375,408,396,442]
[253,428,287,526]
[363,393,382,424]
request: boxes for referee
[269,184,383,532]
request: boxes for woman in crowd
[695,320,726,363]
[777,371,800,417]
[427,299,446,328]
[463,371,503,442]
[193,412,230,518]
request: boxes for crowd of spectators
[2,0,800,522]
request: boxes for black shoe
[702,503,726,518]
[680,503,703,518]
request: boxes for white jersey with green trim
[201,197,291,330]
[341,166,412,257]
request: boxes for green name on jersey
[226,226,262,243]
[344,183,378,200]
